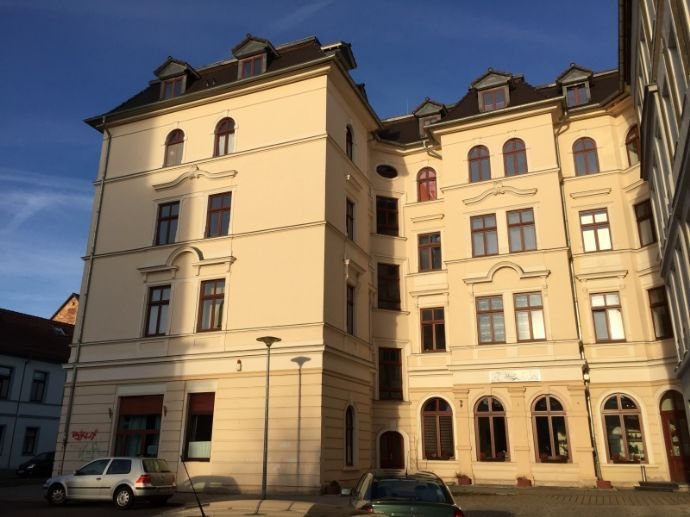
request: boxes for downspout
[6,359,30,468]
[58,117,112,474]
[554,108,603,482]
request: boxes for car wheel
[113,486,134,509]
[47,484,66,506]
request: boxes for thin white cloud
[266,0,334,33]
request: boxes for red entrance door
[380,431,404,469]
[660,391,690,482]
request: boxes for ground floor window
[22,427,39,455]
[114,395,163,457]
[532,395,569,462]
[422,398,454,460]
[602,393,646,463]
[184,392,215,460]
[475,396,508,461]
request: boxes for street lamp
[257,336,281,500]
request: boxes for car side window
[78,459,110,476]
[352,473,368,498]
[106,459,132,475]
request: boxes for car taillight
[453,510,466,517]
[135,474,152,486]
[358,504,375,514]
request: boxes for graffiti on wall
[71,429,107,461]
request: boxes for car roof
[370,469,444,482]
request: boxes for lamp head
[257,336,281,348]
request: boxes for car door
[101,459,133,498]
[67,459,111,500]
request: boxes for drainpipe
[6,359,30,469]
[58,117,112,474]
[554,109,603,482]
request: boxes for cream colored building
[56,33,689,493]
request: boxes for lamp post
[257,336,281,500]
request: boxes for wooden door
[660,391,690,482]
[379,431,404,469]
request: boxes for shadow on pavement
[466,512,515,517]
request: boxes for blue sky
[0,0,618,318]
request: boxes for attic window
[239,54,265,79]
[419,114,442,137]
[565,82,590,107]
[480,87,508,112]
[161,77,185,99]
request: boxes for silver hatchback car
[44,457,176,509]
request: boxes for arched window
[573,137,599,175]
[475,396,508,461]
[422,398,454,460]
[417,167,437,201]
[214,118,235,156]
[532,395,569,463]
[346,125,354,160]
[469,145,491,182]
[503,138,527,176]
[164,129,184,167]
[345,405,355,466]
[602,394,646,463]
[626,126,640,166]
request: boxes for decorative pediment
[232,34,278,59]
[154,57,199,80]
[412,98,447,118]
[463,182,537,205]
[463,261,550,285]
[152,165,238,191]
[471,69,512,90]
[557,64,593,85]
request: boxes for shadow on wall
[178,475,239,494]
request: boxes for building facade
[0,309,72,469]
[57,33,689,493]
[622,0,690,441]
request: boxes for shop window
[532,395,569,463]
[184,392,215,461]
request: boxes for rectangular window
[114,395,163,457]
[346,198,355,240]
[0,425,5,455]
[145,285,171,336]
[591,292,625,342]
[477,296,505,344]
[184,392,215,461]
[377,263,401,311]
[418,232,442,271]
[507,208,536,252]
[198,279,225,332]
[471,214,498,257]
[376,196,398,236]
[649,287,673,339]
[515,292,546,341]
[29,371,48,402]
[635,200,657,247]
[22,427,39,455]
[378,348,402,400]
[205,192,232,238]
[421,307,445,352]
[0,366,11,400]
[566,83,589,107]
[239,55,264,78]
[580,209,612,252]
[155,201,179,245]
[161,76,184,99]
[481,87,507,112]
[346,285,355,335]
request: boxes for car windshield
[371,479,448,503]
[142,459,171,473]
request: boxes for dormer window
[480,87,508,112]
[239,54,265,79]
[162,77,184,99]
[566,82,590,107]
